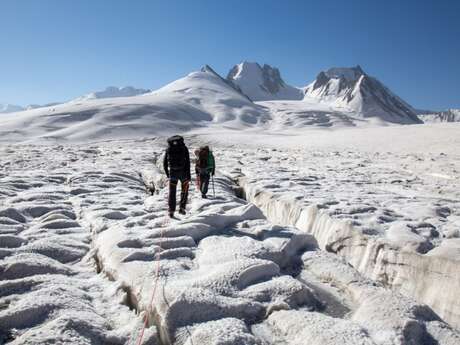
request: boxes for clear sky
[1,0,459,110]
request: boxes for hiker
[195,145,215,198]
[163,135,191,217]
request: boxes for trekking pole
[212,175,215,198]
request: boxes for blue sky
[1,0,459,110]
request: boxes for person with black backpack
[195,145,215,199]
[163,135,191,217]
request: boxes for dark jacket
[163,142,191,180]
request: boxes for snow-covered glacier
[1,125,460,344]
[1,63,460,344]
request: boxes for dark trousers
[199,173,210,195]
[168,177,189,212]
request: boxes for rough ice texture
[0,162,150,344]
[2,136,460,344]
[231,143,460,329]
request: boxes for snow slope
[0,68,268,143]
[227,62,303,101]
[303,66,421,124]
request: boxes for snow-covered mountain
[0,63,451,142]
[303,66,422,124]
[0,103,24,113]
[75,86,151,101]
[419,109,460,123]
[226,62,303,101]
[201,64,252,101]
[0,67,268,142]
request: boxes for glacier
[0,63,459,344]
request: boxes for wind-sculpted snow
[0,158,149,344]
[1,139,459,344]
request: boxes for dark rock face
[358,75,421,122]
[312,72,329,90]
[261,64,285,94]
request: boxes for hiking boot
[179,208,186,215]
[168,212,174,218]
[202,194,207,199]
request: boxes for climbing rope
[132,192,170,345]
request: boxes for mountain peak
[324,65,365,82]
[305,66,421,124]
[227,62,302,101]
[201,64,219,75]
[199,64,253,102]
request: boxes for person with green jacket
[195,146,215,198]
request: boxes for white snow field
[0,68,268,143]
[1,123,460,344]
[0,64,426,144]
[1,64,460,344]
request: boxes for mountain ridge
[226,61,303,101]
[303,66,421,124]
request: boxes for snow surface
[0,65,433,145]
[0,69,269,143]
[1,123,460,344]
[1,63,460,344]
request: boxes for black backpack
[167,135,187,171]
